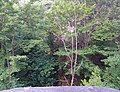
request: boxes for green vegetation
[0,0,120,90]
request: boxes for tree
[0,0,57,90]
[47,0,98,86]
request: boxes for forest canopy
[0,0,120,90]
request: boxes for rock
[0,86,120,92]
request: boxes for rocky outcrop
[0,86,120,92]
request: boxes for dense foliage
[0,0,120,90]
